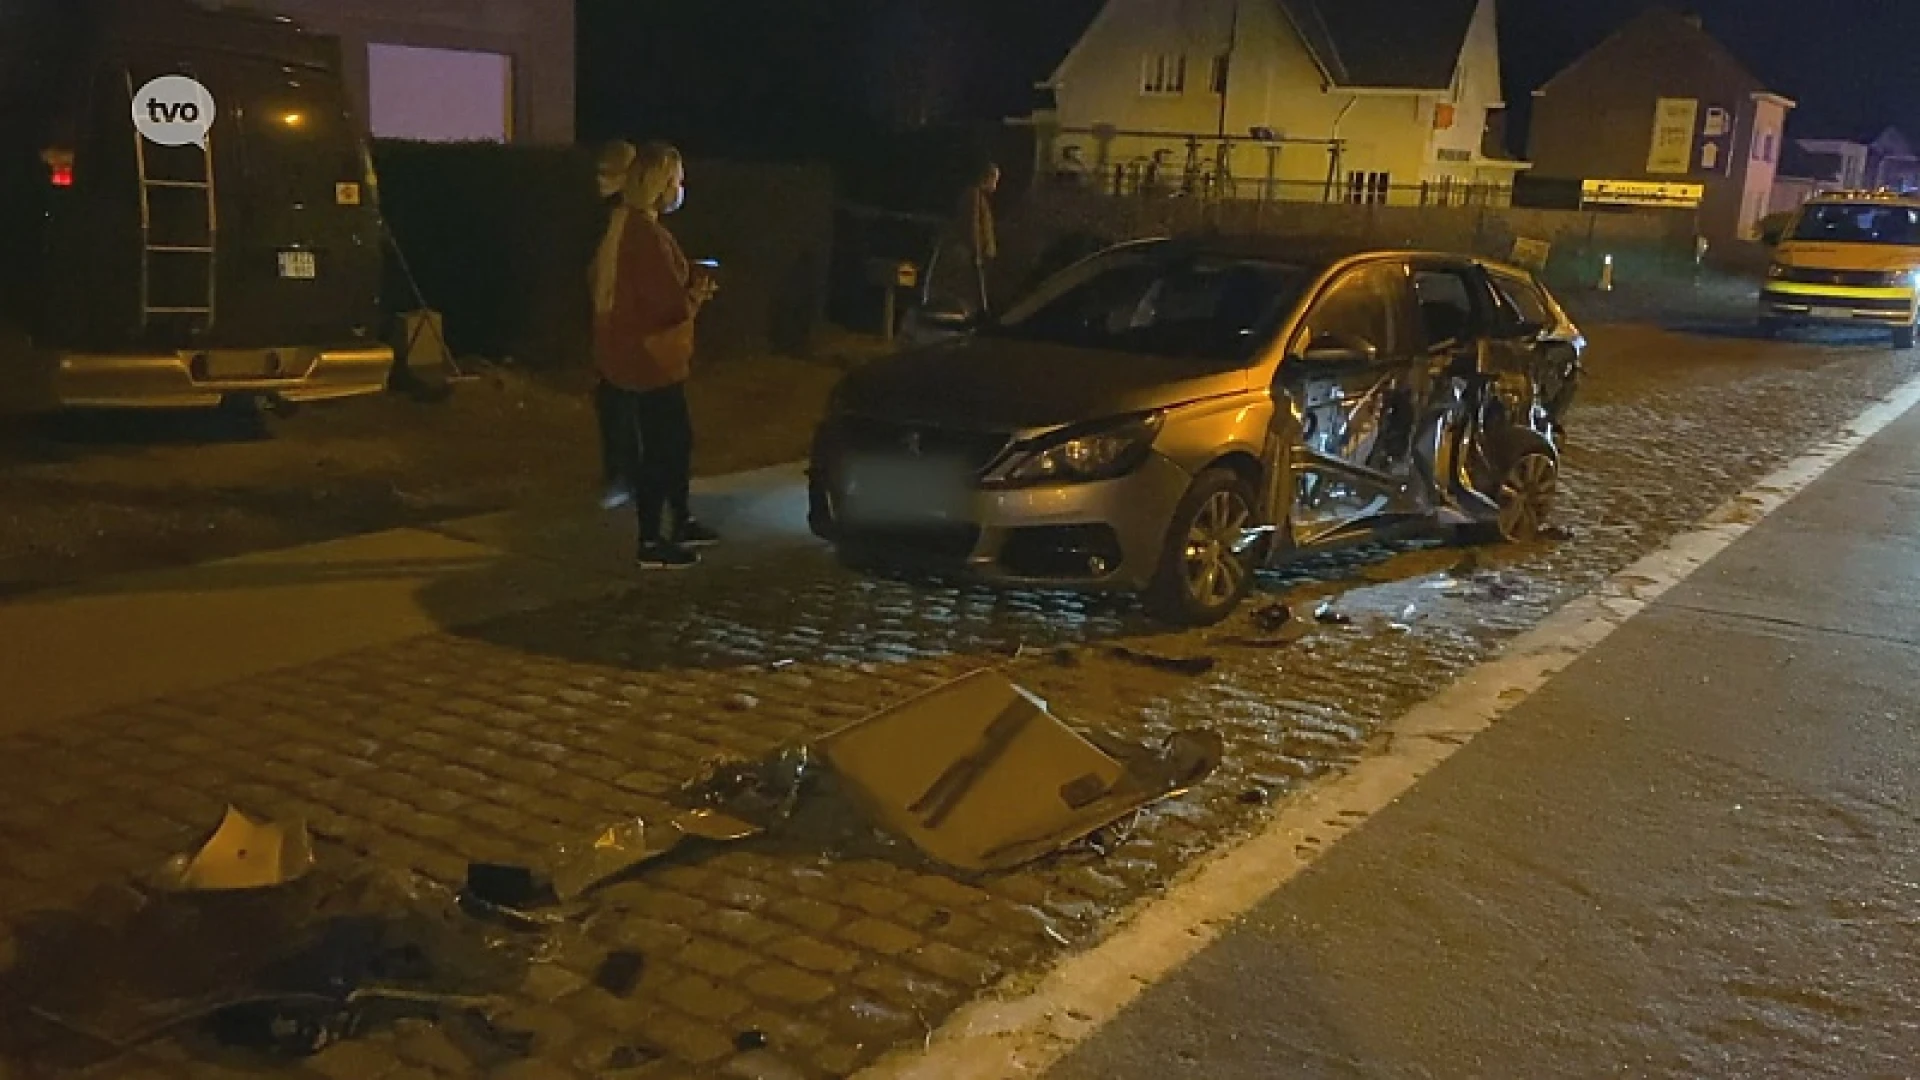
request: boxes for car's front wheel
[1895,321,1916,350]
[1144,468,1258,626]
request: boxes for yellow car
[1761,191,1920,348]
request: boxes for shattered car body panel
[808,237,1582,624]
[821,669,1223,873]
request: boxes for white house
[1030,0,1524,205]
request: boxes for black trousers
[595,379,637,489]
[618,381,693,542]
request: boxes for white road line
[854,371,1920,1080]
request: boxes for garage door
[366,43,512,142]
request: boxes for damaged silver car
[808,237,1584,625]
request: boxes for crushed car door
[1410,259,1508,515]
[1273,259,1426,548]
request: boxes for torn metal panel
[154,806,315,893]
[822,670,1223,873]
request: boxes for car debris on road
[9,670,1224,1073]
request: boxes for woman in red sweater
[591,142,719,568]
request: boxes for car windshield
[1790,203,1920,245]
[984,249,1312,364]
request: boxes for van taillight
[41,149,74,188]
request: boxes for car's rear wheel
[1145,469,1257,627]
[1495,451,1558,542]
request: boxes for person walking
[592,141,720,569]
[591,139,639,510]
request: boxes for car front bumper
[48,344,395,409]
[809,444,1194,592]
[1760,284,1916,328]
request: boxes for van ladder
[127,70,217,331]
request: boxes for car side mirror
[1298,331,1377,364]
[1760,227,1783,248]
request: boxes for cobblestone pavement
[1,325,1916,1079]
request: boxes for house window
[1209,54,1229,94]
[1754,130,1777,163]
[1347,170,1390,205]
[1141,53,1186,96]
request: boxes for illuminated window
[367,43,513,143]
[1347,171,1391,204]
[1141,53,1186,96]
[1210,55,1229,94]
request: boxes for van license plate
[278,251,317,280]
[1811,306,1852,320]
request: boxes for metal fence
[1037,163,1514,209]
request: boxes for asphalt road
[1048,388,1920,1080]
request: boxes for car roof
[1129,234,1487,272]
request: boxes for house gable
[1038,0,1509,198]
[1535,7,1763,103]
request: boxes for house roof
[1028,0,1109,90]
[1046,0,1479,93]
[1536,6,1767,101]
[1777,143,1845,184]
[1870,126,1917,160]
[1276,0,1480,91]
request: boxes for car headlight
[1876,269,1920,287]
[991,412,1165,487]
[1766,263,1786,279]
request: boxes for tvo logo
[132,76,217,148]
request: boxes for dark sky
[578,1,1912,156]
[1500,0,1904,139]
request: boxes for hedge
[370,140,833,368]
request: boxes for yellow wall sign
[1582,179,1706,208]
[1646,98,1699,175]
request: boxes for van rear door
[142,55,383,351]
[215,59,381,350]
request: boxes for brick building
[1526,7,1791,240]
[254,0,574,144]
